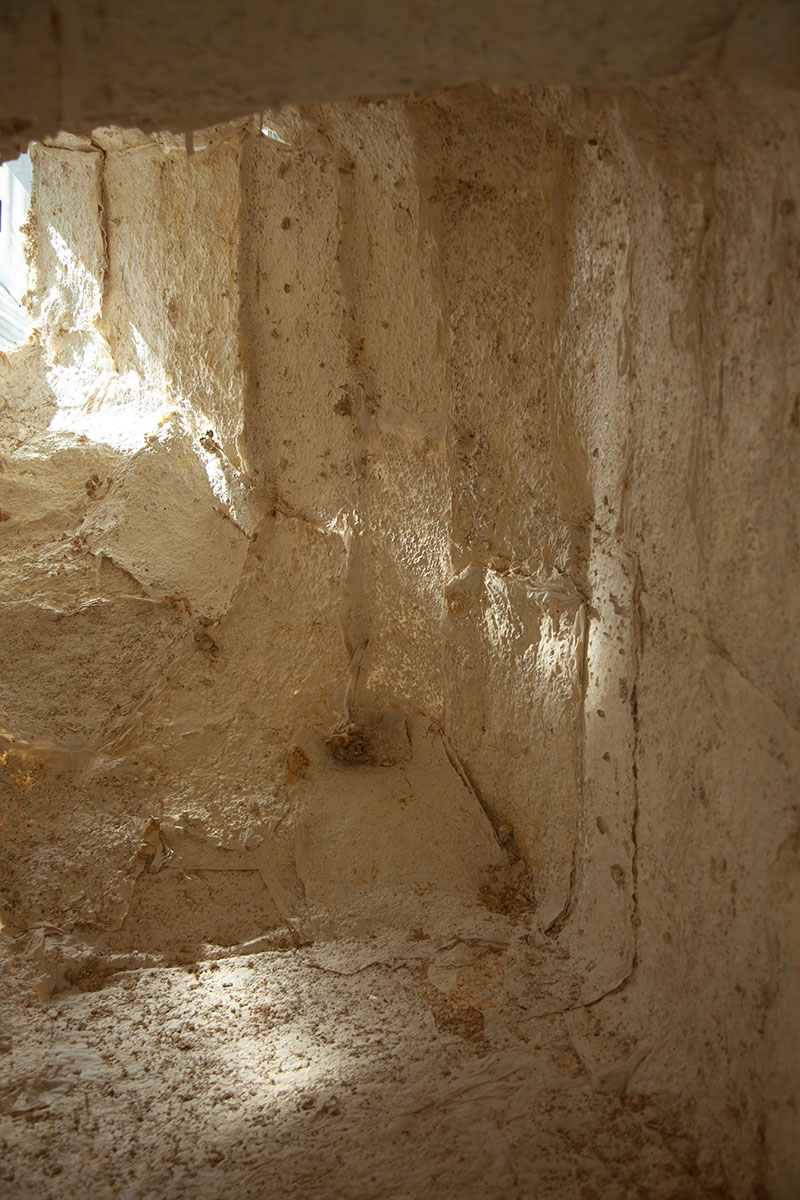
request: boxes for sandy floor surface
[1,931,714,1200]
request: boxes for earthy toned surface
[1,1,800,160]
[0,44,798,1200]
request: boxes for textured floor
[1,931,714,1200]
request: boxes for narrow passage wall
[0,78,798,1196]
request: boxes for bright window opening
[0,151,32,348]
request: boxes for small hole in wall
[261,123,290,146]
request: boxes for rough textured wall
[2,1,800,159]
[539,81,800,1197]
[0,79,798,1196]
[237,93,627,976]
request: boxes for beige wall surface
[0,4,798,1197]
[1,1,799,160]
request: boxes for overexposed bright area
[0,153,31,348]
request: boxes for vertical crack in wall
[89,137,115,364]
[626,554,643,986]
[544,596,590,936]
[234,126,257,496]
[331,131,370,722]
[336,510,368,723]
[541,124,586,936]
